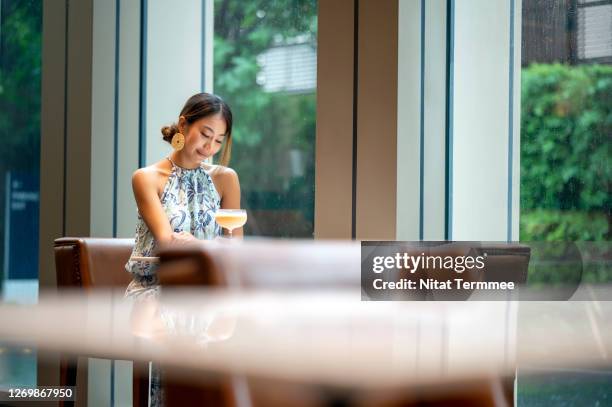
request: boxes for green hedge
[520,64,611,241]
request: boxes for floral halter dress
[124,157,222,297]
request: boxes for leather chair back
[54,237,149,407]
[156,240,360,288]
[156,241,530,290]
[54,237,134,289]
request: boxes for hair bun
[161,123,179,142]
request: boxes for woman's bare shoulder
[132,159,172,192]
[203,164,239,196]
[204,164,238,181]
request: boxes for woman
[125,92,242,298]
[124,93,241,406]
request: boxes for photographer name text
[373,278,515,290]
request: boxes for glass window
[521,0,611,242]
[520,1,611,403]
[214,0,317,238]
[520,0,610,255]
[0,0,42,388]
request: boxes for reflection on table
[1,287,611,405]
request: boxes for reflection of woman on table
[130,295,237,346]
[125,93,243,299]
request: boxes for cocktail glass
[214,209,247,238]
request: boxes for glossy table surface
[1,286,611,389]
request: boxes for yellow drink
[214,209,247,236]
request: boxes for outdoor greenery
[0,0,42,288]
[214,0,317,237]
[520,63,611,242]
[0,0,41,172]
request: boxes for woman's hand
[169,231,197,244]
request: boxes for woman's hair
[161,93,233,166]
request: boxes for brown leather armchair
[54,237,148,407]
[154,241,529,407]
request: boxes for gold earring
[171,133,185,151]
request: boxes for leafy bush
[521,210,608,241]
[520,64,611,241]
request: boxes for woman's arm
[132,168,194,243]
[217,167,243,237]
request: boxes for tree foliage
[213,0,317,237]
[0,0,41,171]
[520,63,611,241]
